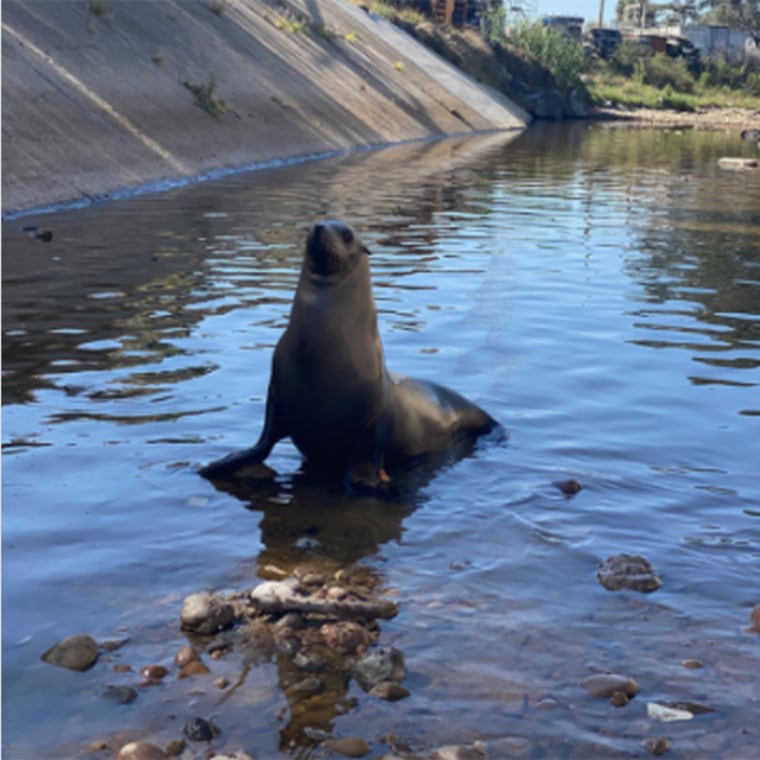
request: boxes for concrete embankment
[1,0,529,217]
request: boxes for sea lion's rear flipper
[199,383,285,480]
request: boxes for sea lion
[200,220,500,493]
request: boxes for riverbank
[1,0,528,218]
[592,105,760,131]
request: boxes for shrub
[508,21,585,91]
[643,53,694,93]
[611,39,650,77]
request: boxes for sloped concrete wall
[1,0,528,216]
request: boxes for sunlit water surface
[3,125,760,759]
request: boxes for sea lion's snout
[307,221,362,277]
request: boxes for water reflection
[3,126,760,758]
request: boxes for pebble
[180,592,235,635]
[209,753,255,760]
[681,658,703,669]
[41,633,99,671]
[164,739,186,756]
[597,554,662,592]
[214,677,230,689]
[322,736,371,757]
[113,664,132,673]
[644,737,670,756]
[286,676,324,697]
[581,673,639,698]
[178,660,211,678]
[116,742,167,760]
[353,647,405,691]
[609,691,629,708]
[103,684,138,704]
[554,479,582,496]
[174,645,201,667]
[368,681,411,701]
[751,603,760,631]
[320,621,373,654]
[101,638,129,652]
[140,664,169,680]
[646,702,693,722]
[293,648,327,672]
[432,741,488,759]
[183,716,219,742]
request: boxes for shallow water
[3,125,760,759]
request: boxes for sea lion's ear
[363,245,372,256]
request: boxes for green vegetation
[183,76,226,118]
[88,0,108,17]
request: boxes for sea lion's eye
[340,227,354,244]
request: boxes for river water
[3,125,759,759]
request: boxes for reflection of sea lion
[200,220,500,493]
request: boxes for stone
[322,736,371,757]
[581,673,639,698]
[644,737,670,756]
[41,633,98,671]
[525,89,564,120]
[432,741,488,759]
[178,660,210,678]
[174,645,201,667]
[751,603,760,631]
[353,647,405,691]
[646,702,693,722]
[368,681,411,701]
[140,664,169,680]
[116,742,167,760]
[183,716,219,742]
[103,684,138,704]
[320,621,372,654]
[718,157,759,171]
[180,592,235,635]
[597,554,661,592]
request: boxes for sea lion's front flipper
[199,383,285,480]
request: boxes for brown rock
[751,603,760,631]
[178,660,210,678]
[368,681,411,701]
[140,664,169,680]
[41,634,98,671]
[581,673,639,698]
[644,737,670,756]
[597,554,661,592]
[322,736,370,757]
[174,645,201,667]
[320,621,372,655]
[116,742,168,760]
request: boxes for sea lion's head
[305,220,370,282]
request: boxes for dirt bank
[1,0,528,218]
[592,105,760,131]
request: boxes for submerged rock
[183,716,220,742]
[353,647,405,692]
[751,603,760,631]
[597,554,662,592]
[322,736,371,757]
[180,592,235,635]
[646,702,693,722]
[116,742,167,760]
[103,684,138,704]
[41,633,98,671]
[644,737,670,756]
[369,681,411,701]
[581,673,639,698]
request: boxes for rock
[41,633,98,671]
[565,88,591,118]
[432,741,488,759]
[164,739,186,756]
[369,681,411,701]
[183,716,219,742]
[322,736,371,757]
[554,479,582,496]
[293,648,327,672]
[214,677,229,689]
[718,157,759,171]
[85,740,109,752]
[113,664,132,673]
[320,621,373,654]
[581,673,639,698]
[597,554,662,592]
[644,737,670,756]
[286,676,324,698]
[178,660,210,678]
[646,702,693,722]
[353,647,405,691]
[609,691,629,708]
[681,659,703,669]
[180,592,235,635]
[140,664,169,680]
[103,684,138,704]
[751,603,760,631]
[116,742,168,760]
[174,645,201,667]
[209,753,255,760]
[525,89,564,120]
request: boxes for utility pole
[598,0,604,28]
